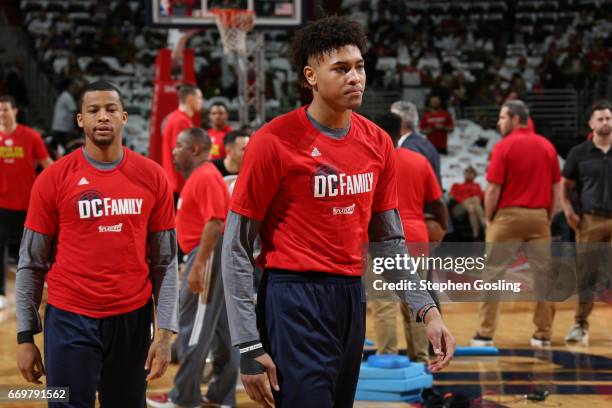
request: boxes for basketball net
[211,9,255,55]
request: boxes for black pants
[44,302,153,408]
[257,270,365,408]
[0,209,26,296]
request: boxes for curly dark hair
[289,15,367,88]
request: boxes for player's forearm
[484,183,501,222]
[550,181,561,218]
[428,199,448,231]
[147,229,179,333]
[16,229,53,342]
[560,178,576,215]
[369,209,435,314]
[221,210,261,345]
[194,219,224,268]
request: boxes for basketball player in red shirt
[15,81,178,407]
[222,16,454,407]
[162,84,203,196]
[0,95,52,310]
[207,101,233,160]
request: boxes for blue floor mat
[359,362,426,380]
[357,373,433,392]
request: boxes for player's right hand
[187,262,204,293]
[17,343,45,384]
[241,353,279,407]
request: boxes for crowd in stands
[344,0,612,115]
[1,0,608,159]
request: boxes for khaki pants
[452,197,484,238]
[478,207,556,339]
[574,214,612,328]
[371,268,429,362]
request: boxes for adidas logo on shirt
[311,147,322,157]
[78,177,89,186]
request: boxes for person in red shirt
[449,166,485,239]
[148,127,236,408]
[371,112,448,362]
[207,102,233,160]
[420,95,454,154]
[0,95,52,310]
[15,81,178,406]
[471,99,561,349]
[222,16,454,408]
[161,84,203,196]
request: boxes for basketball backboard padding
[146,0,304,28]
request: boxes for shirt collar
[397,131,413,147]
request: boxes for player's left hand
[187,262,205,293]
[145,329,173,381]
[424,308,455,372]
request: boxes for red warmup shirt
[25,147,175,318]
[487,128,560,210]
[230,107,398,276]
[420,110,453,150]
[162,110,194,192]
[396,148,442,246]
[450,181,483,203]
[207,125,232,160]
[0,125,49,210]
[176,162,230,254]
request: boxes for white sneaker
[470,335,494,347]
[0,295,7,310]
[565,324,589,346]
[530,337,551,348]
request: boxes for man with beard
[15,81,178,407]
[471,100,560,349]
[561,101,612,346]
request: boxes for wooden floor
[1,269,612,407]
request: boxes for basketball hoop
[211,9,255,55]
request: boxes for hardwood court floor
[1,270,611,407]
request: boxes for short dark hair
[590,100,612,118]
[289,15,367,88]
[181,127,211,152]
[78,80,125,112]
[178,84,199,103]
[0,95,17,108]
[502,100,529,125]
[209,102,228,112]
[223,129,249,146]
[375,112,402,144]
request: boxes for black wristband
[416,304,438,323]
[240,353,266,375]
[17,331,35,344]
[238,340,267,375]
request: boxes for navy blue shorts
[44,301,153,408]
[257,269,365,408]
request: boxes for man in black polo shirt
[212,129,250,178]
[561,101,612,346]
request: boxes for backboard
[146,0,305,28]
